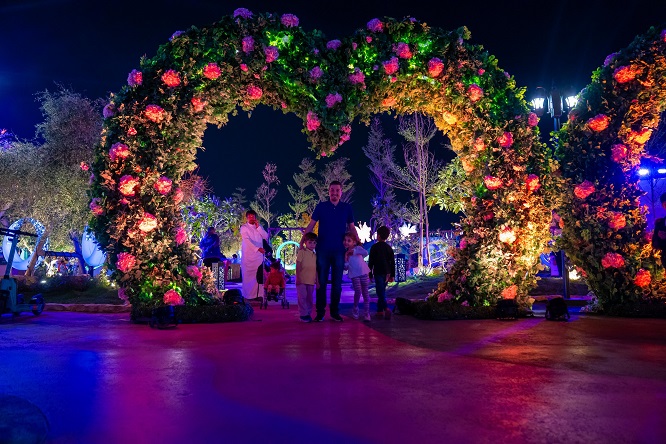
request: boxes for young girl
[343,232,371,322]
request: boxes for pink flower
[246,85,263,100]
[601,252,625,269]
[281,13,299,27]
[242,36,255,53]
[459,238,467,250]
[484,175,502,190]
[341,125,352,134]
[154,176,173,195]
[309,66,323,81]
[240,63,248,72]
[499,227,517,244]
[526,174,540,193]
[367,18,384,32]
[306,112,320,131]
[173,188,184,205]
[348,68,365,86]
[383,57,399,75]
[233,8,253,19]
[90,198,104,216]
[326,40,341,50]
[608,212,626,230]
[574,180,595,199]
[427,57,444,77]
[634,269,651,288]
[127,127,137,136]
[613,65,640,83]
[163,289,184,306]
[325,93,342,108]
[110,142,130,161]
[478,68,485,75]
[264,46,279,63]
[611,144,628,163]
[468,84,484,102]
[394,42,412,59]
[187,265,203,284]
[116,252,136,273]
[102,103,116,119]
[144,104,166,123]
[191,97,206,113]
[161,69,181,87]
[498,132,513,148]
[501,285,518,300]
[352,42,358,50]
[366,36,373,43]
[118,175,140,197]
[437,291,453,302]
[203,63,221,80]
[528,112,539,127]
[174,227,188,245]
[80,162,89,171]
[587,114,610,132]
[138,213,158,232]
[473,138,485,151]
[127,69,143,87]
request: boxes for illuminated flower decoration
[573,180,595,199]
[170,31,183,41]
[498,132,513,148]
[383,57,399,75]
[484,175,502,190]
[628,128,652,145]
[191,97,206,113]
[587,114,610,132]
[437,291,453,302]
[280,13,299,27]
[247,85,263,100]
[233,8,253,19]
[339,125,352,144]
[634,269,651,288]
[163,289,184,306]
[604,52,618,67]
[367,18,384,32]
[187,265,203,284]
[526,174,541,193]
[109,142,130,161]
[326,40,341,50]
[366,36,373,43]
[608,212,626,230]
[499,226,517,244]
[80,162,89,171]
[116,252,136,273]
[306,112,320,131]
[154,176,173,195]
[264,46,279,63]
[203,63,221,80]
[528,112,539,127]
[382,97,397,108]
[399,223,417,239]
[144,104,166,123]
[348,68,365,87]
[442,111,457,125]
[174,226,188,245]
[601,252,625,269]
[240,63,248,72]
[138,213,158,232]
[613,65,640,83]
[102,103,116,119]
[468,84,484,102]
[161,69,181,87]
[427,57,444,77]
[325,93,342,108]
[356,222,372,243]
[309,66,323,81]
[473,138,485,151]
[394,42,412,59]
[611,144,628,163]
[127,69,142,87]
[242,36,254,53]
[461,158,474,173]
[173,188,184,205]
[501,284,517,299]
[90,198,104,216]
[459,238,467,250]
[118,175,140,197]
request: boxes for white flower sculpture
[356,222,372,243]
[399,223,417,239]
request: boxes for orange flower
[628,128,652,145]
[144,104,166,123]
[382,97,397,107]
[574,180,595,199]
[608,212,626,230]
[473,137,485,151]
[501,284,517,299]
[442,111,457,125]
[525,174,540,193]
[634,269,651,288]
[484,175,502,190]
[587,114,610,132]
[601,252,625,269]
[613,65,640,84]
[610,144,628,163]
[138,213,158,232]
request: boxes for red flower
[607,212,626,230]
[468,84,484,102]
[484,175,502,190]
[587,114,610,132]
[498,132,513,148]
[611,144,628,163]
[80,162,89,171]
[144,105,166,123]
[163,289,184,306]
[601,252,625,269]
[427,57,444,77]
[203,63,221,80]
[174,227,188,245]
[138,213,158,232]
[154,176,173,195]
[247,85,263,100]
[383,57,399,75]
[161,69,181,87]
[394,42,412,59]
[191,97,206,113]
[528,112,539,127]
[116,252,136,273]
[118,175,140,197]
[526,174,540,193]
[613,65,640,84]
[127,127,137,136]
[574,180,595,199]
[634,269,651,288]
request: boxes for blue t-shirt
[311,201,354,253]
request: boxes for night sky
[2,0,665,227]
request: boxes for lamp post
[530,85,579,300]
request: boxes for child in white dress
[343,232,371,322]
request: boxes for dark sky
[2,0,665,228]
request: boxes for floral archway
[555,26,666,308]
[89,8,557,311]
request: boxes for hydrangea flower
[526,174,540,193]
[468,84,483,102]
[233,8,253,19]
[174,227,188,245]
[118,175,140,196]
[154,176,173,195]
[309,66,323,81]
[498,132,513,148]
[191,97,206,113]
[247,85,263,100]
[138,213,158,232]
[394,42,412,59]
[634,269,651,287]
[102,103,116,119]
[242,36,254,53]
[367,18,384,32]
[574,180,595,199]
[127,69,142,87]
[281,13,299,27]
[611,144,627,163]
[601,252,625,269]
[383,57,399,75]
[144,104,166,123]
[116,252,136,273]
[325,93,342,108]
[161,69,181,87]
[203,63,221,80]
[484,175,502,190]
[306,111,320,131]
[587,114,610,132]
[264,46,279,63]
[527,112,539,127]
[326,40,341,50]
[90,198,104,216]
[163,289,184,305]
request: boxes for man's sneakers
[300,315,313,323]
[330,314,344,322]
[351,306,360,320]
[313,315,325,322]
[363,312,371,322]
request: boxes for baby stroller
[257,242,289,310]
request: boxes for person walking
[240,209,269,299]
[296,232,318,323]
[301,181,357,322]
[368,225,395,319]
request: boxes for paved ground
[2,284,665,443]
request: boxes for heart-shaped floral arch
[555,26,666,308]
[89,8,558,310]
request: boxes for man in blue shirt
[302,181,358,322]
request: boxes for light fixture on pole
[530,85,579,131]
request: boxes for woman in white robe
[240,210,269,299]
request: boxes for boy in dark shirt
[652,192,666,267]
[368,226,395,319]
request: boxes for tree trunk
[70,231,87,275]
[25,228,49,277]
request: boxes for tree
[428,157,470,216]
[287,158,318,225]
[313,157,355,203]
[251,163,280,233]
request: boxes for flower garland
[555,24,666,307]
[89,10,557,308]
